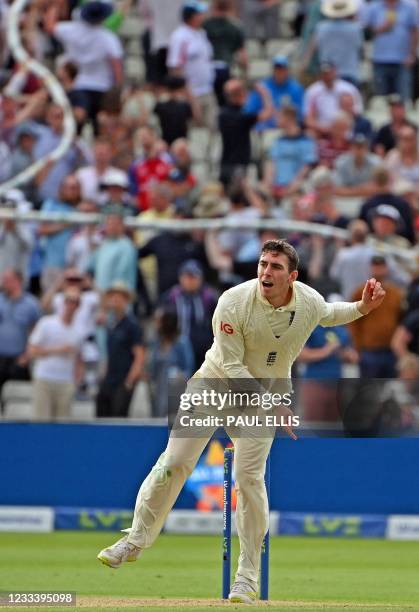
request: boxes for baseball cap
[179,259,203,277]
[272,55,289,68]
[16,122,39,139]
[374,204,401,222]
[182,1,208,19]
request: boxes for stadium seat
[1,381,34,420]
[248,59,271,81]
[125,57,146,81]
[261,129,282,155]
[71,400,96,421]
[3,401,34,421]
[334,197,363,218]
[245,39,263,60]
[130,381,152,418]
[189,128,211,162]
[119,17,143,39]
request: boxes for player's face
[258,252,297,300]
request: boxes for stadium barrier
[0,208,415,264]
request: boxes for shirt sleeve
[104,31,124,58]
[129,320,143,347]
[301,137,318,165]
[28,318,45,346]
[167,31,186,69]
[319,298,364,327]
[53,22,75,45]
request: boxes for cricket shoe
[97,534,141,569]
[228,581,257,604]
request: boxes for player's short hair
[260,239,299,272]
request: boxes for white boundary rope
[0,0,76,195]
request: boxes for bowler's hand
[275,405,298,441]
[357,278,386,315]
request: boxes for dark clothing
[359,348,396,378]
[402,310,419,355]
[372,120,416,154]
[154,99,193,145]
[96,383,134,418]
[103,315,143,387]
[203,17,245,65]
[140,233,210,299]
[219,104,258,166]
[359,192,415,243]
[353,115,374,142]
[163,284,217,366]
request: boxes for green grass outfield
[1,532,419,611]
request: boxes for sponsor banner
[386,515,419,540]
[165,511,279,535]
[0,506,54,532]
[278,512,387,538]
[54,507,279,534]
[55,508,133,531]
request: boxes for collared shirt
[362,0,419,63]
[303,79,363,128]
[104,315,143,386]
[257,284,297,339]
[167,24,214,96]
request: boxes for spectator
[245,55,304,130]
[350,255,403,376]
[240,0,280,42]
[0,269,41,403]
[44,0,124,132]
[90,211,138,293]
[334,133,381,196]
[55,60,88,129]
[96,282,145,418]
[371,203,411,249]
[303,0,363,86]
[385,124,419,190]
[76,138,120,203]
[100,169,133,213]
[330,219,409,298]
[66,200,103,274]
[372,94,415,157]
[392,310,419,357]
[362,0,418,102]
[167,1,217,130]
[140,212,209,300]
[304,61,363,136]
[154,76,194,145]
[317,111,352,167]
[168,139,198,212]
[41,268,100,343]
[0,190,33,284]
[10,123,39,201]
[299,320,358,421]
[148,307,195,417]
[203,0,247,105]
[339,92,374,143]
[34,103,82,201]
[28,287,84,420]
[219,78,272,187]
[145,0,184,85]
[128,125,173,211]
[264,104,318,198]
[359,166,415,243]
[163,259,217,366]
[38,174,81,291]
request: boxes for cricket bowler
[97,239,385,603]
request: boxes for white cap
[100,169,129,189]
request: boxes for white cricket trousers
[127,428,273,588]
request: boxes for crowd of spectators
[0,0,419,424]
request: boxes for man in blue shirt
[362,0,419,101]
[264,104,318,197]
[0,269,41,409]
[244,55,304,130]
[38,174,81,291]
